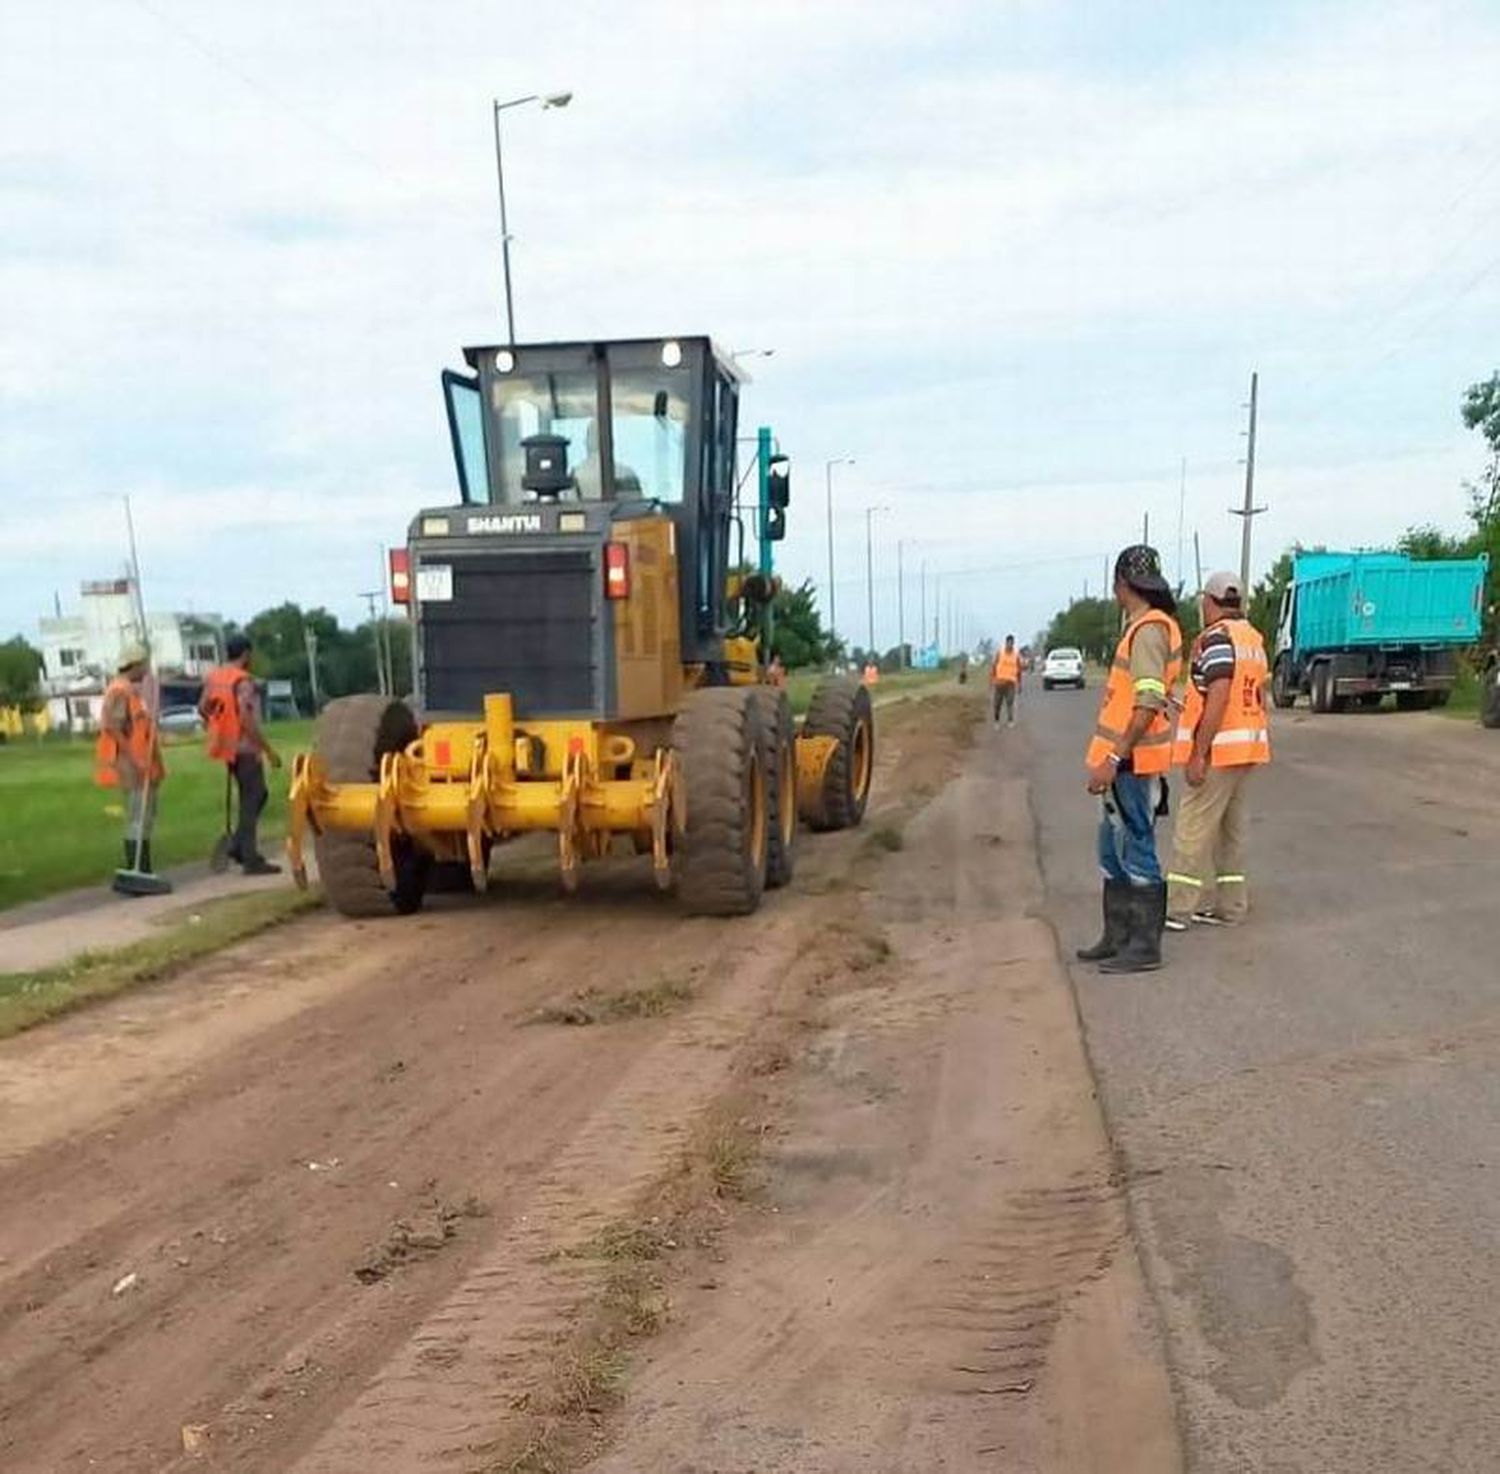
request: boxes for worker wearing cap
[201,635,282,875]
[1078,546,1183,973]
[1166,572,1271,929]
[991,634,1022,726]
[95,641,171,893]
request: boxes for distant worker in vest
[200,636,283,876]
[1079,545,1183,973]
[96,641,172,896]
[1165,571,1271,931]
[991,635,1022,726]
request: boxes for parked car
[1042,647,1086,690]
[158,704,205,734]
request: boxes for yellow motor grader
[287,336,873,916]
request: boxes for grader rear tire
[312,695,429,918]
[801,679,874,831]
[674,687,769,916]
[751,686,797,889]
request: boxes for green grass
[785,667,947,716]
[0,887,319,1039]
[0,720,314,912]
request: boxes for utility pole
[864,505,888,658]
[1142,511,1150,546]
[897,540,906,667]
[1194,531,1204,596]
[1231,370,1268,593]
[359,591,387,695]
[1176,456,1187,591]
[304,626,322,712]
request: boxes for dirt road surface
[1030,691,1500,1472]
[0,688,1179,1473]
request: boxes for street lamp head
[542,91,573,108]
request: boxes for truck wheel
[1311,664,1333,714]
[1271,659,1297,710]
[674,687,769,916]
[1396,692,1432,712]
[1482,669,1500,729]
[801,679,875,831]
[750,687,797,889]
[313,695,429,918]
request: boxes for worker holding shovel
[201,635,282,875]
[95,641,172,897]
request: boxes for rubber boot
[1098,882,1166,974]
[1076,879,1131,962]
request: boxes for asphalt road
[1021,682,1500,1472]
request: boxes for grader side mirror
[767,456,791,510]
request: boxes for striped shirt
[1191,618,1241,692]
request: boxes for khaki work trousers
[1166,765,1254,923]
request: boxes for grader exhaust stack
[287,336,873,917]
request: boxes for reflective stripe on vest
[202,665,248,762]
[1085,608,1183,776]
[1172,620,1271,768]
[94,678,163,788]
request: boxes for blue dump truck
[1271,550,1489,712]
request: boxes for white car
[1042,647,1086,690]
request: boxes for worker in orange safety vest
[95,641,171,894]
[990,635,1022,726]
[200,634,282,875]
[1077,545,1183,974]
[1165,570,1271,930]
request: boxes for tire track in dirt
[583,718,1181,1473]
[0,693,975,1474]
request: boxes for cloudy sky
[3,0,1499,652]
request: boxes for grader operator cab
[287,336,874,917]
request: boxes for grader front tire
[674,687,769,916]
[801,679,874,831]
[312,695,428,918]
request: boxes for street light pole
[865,504,889,657]
[492,91,572,345]
[824,457,853,649]
[897,539,906,666]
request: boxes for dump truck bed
[1292,551,1488,655]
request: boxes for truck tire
[1311,663,1334,714]
[674,687,769,916]
[1271,659,1298,710]
[750,686,797,889]
[1396,691,1432,712]
[313,695,430,918]
[801,679,875,831]
[1482,669,1500,729]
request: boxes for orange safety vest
[202,664,250,763]
[94,678,164,788]
[1172,619,1270,767]
[1085,608,1183,776]
[992,648,1021,684]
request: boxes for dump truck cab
[287,333,871,920]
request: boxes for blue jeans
[1097,772,1163,887]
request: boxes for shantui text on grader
[286,336,874,916]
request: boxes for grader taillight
[605,542,631,600]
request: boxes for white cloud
[2,0,1498,646]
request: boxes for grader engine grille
[419,548,600,715]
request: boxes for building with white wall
[38,578,223,730]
